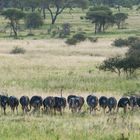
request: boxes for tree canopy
[25,12,43,34]
[86,6,113,34]
[114,12,128,29]
[40,0,89,24]
[99,39,140,76]
[1,8,25,38]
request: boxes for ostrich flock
[0,93,139,116]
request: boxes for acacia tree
[25,12,43,34]
[1,8,25,38]
[86,6,113,34]
[23,0,39,12]
[114,13,128,29]
[99,40,140,76]
[99,56,140,76]
[98,56,123,76]
[0,0,25,9]
[39,0,89,24]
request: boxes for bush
[59,23,71,38]
[65,32,87,45]
[80,16,84,20]
[127,36,139,45]
[51,30,58,37]
[26,33,34,36]
[87,37,98,42]
[10,47,26,54]
[65,32,97,45]
[126,40,140,62]
[65,38,77,45]
[99,55,140,77]
[25,12,43,34]
[113,37,140,47]
[113,38,128,47]
[73,32,87,42]
[100,40,140,77]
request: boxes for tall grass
[0,39,139,96]
[0,112,140,140]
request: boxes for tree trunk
[29,27,32,34]
[117,22,121,29]
[47,5,65,25]
[117,5,121,12]
[31,7,35,12]
[95,23,97,34]
[103,23,105,32]
[52,17,57,25]
[98,23,102,33]
[13,27,17,38]
[43,8,46,19]
[117,69,121,76]
[118,6,120,12]
[11,22,17,38]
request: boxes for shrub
[65,32,87,45]
[87,37,98,42]
[59,23,71,38]
[25,12,43,33]
[65,38,77,45]
[113,37,140,47]
[66,32,98,45]
[98,56,140,76]
[26,33,34,36]
[126,40,140,63]
[100,40,140,77]
[98,56,123,76]
[80,16,84,20]
[73,32,87,42]
[113,38,128,47]
[127,36,139,45]
[10,46,26,54]
[51,30,58,37]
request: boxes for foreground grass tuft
[10,46,26,54]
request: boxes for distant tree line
[0,0,139,37]
[0,0,139,10]
[0,0,89,24]
[89,0,140,11]
[0,0,139,22]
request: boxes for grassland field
[0,7,140,140]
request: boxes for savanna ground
[0,7,140,140]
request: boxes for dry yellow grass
[0,38,129,98]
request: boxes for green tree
[126,40,140,64]
[86,6,113,34]
[98,56,123,76]
[99,40,140,76]
[1,8,25,38]
[24,0,39,12]
[39,0,89,24]
[114,13,128,29]
[25,12,43,34]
